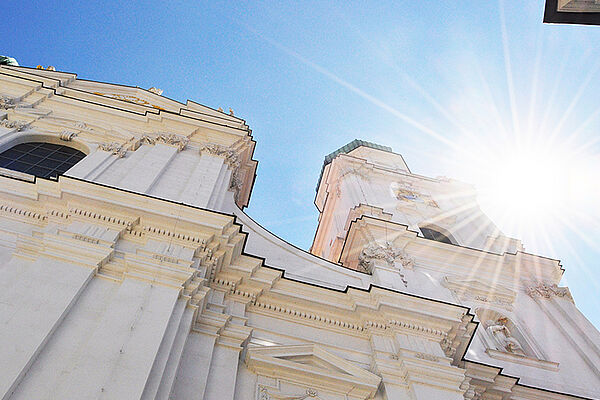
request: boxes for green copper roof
[316,139,393,192]
[0,56,19,66]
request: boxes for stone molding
[258,385,319,400]
[251,299,450,338]
[0,203,46,222]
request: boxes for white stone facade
[0,65,599,399]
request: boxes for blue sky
[3,1,600,328]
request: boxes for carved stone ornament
[460,378,485,400]
[357,241,412,285]
[391,182,438,208]
[0,119,29,132]
[141,133,189,151]
[0,96,16,110]
[92,92,165,110]
[440,337,457,358]
[525,282,572,300]
[59,130,78,141]
[199,143,240,169]
[98,142,126,158]
[258,385,319,400]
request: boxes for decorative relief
[59,130,78,141]
[0,96,17,109]
[0,119,29,131]
[525,282,572,300]
[442,276,515,311]
[472,295,512,308]
[392,352,440,362]
[357,241,412,285]
[156,133,189,150]
[153,254,179,264]
[460,378,485,400]
[229,171,243,191]
[391,182,438,208]
[199,143,244,197]
[440,336,457,358]
[199,143,240,169]
[258,386,319,400]
[92,92,165,110]
[141,133,189,151]
[98,142,126,158]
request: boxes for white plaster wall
[7,275,181,400]
[0,256,94,400]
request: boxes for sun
[452,136,598,246]
[484,146,568,222]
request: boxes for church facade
[0,64,599,399]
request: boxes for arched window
[420,226,456,245]
[0,142,86,179]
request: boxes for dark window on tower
[420,227,455,245]
[0,142,86,179]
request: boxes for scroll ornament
[59,130,78,141]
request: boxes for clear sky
[3,1,600,328]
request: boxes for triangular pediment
[246,344,380,397]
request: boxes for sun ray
[547,56,600,146]
[499,0,521,140]
[538,44,573,137]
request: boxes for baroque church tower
[0,64,599,400]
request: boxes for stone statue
[486,317,524,355]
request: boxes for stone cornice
[0,175,243,290]
[344,215,564,287]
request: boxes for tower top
[316,139,399,192]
